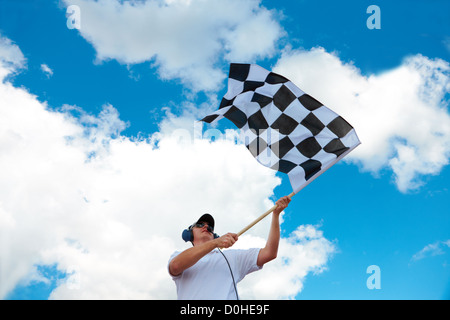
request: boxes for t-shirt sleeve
[233,248,262,282]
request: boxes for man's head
[182,213,218,245]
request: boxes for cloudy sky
[0,0,449,299]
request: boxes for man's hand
[215,233,238,249]
[273,196,291,216]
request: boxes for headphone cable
[218,248,239,300]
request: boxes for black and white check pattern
[201,63,360,194]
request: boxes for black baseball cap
[195,213,215,230]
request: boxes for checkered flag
[201,63,360,194]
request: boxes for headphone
[182,223,219,243]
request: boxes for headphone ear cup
[182,228,193,242]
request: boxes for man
[168,196,291,300]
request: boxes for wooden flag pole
[237,191,296,237]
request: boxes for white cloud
[411,240,450,262]
[0,37,335,299]
[40,64,54,78]
[0,35,26,79]
[274,47,450,193]
[235,224,336,299]
[62,0,284,91]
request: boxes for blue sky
[0,0,449,300]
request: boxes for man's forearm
[256,195,291,267]
[267,213,281,254]
[257,213,280,266]
[169,239,218,276]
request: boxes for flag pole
[237,191,296,237]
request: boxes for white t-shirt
[168,248,262,300]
